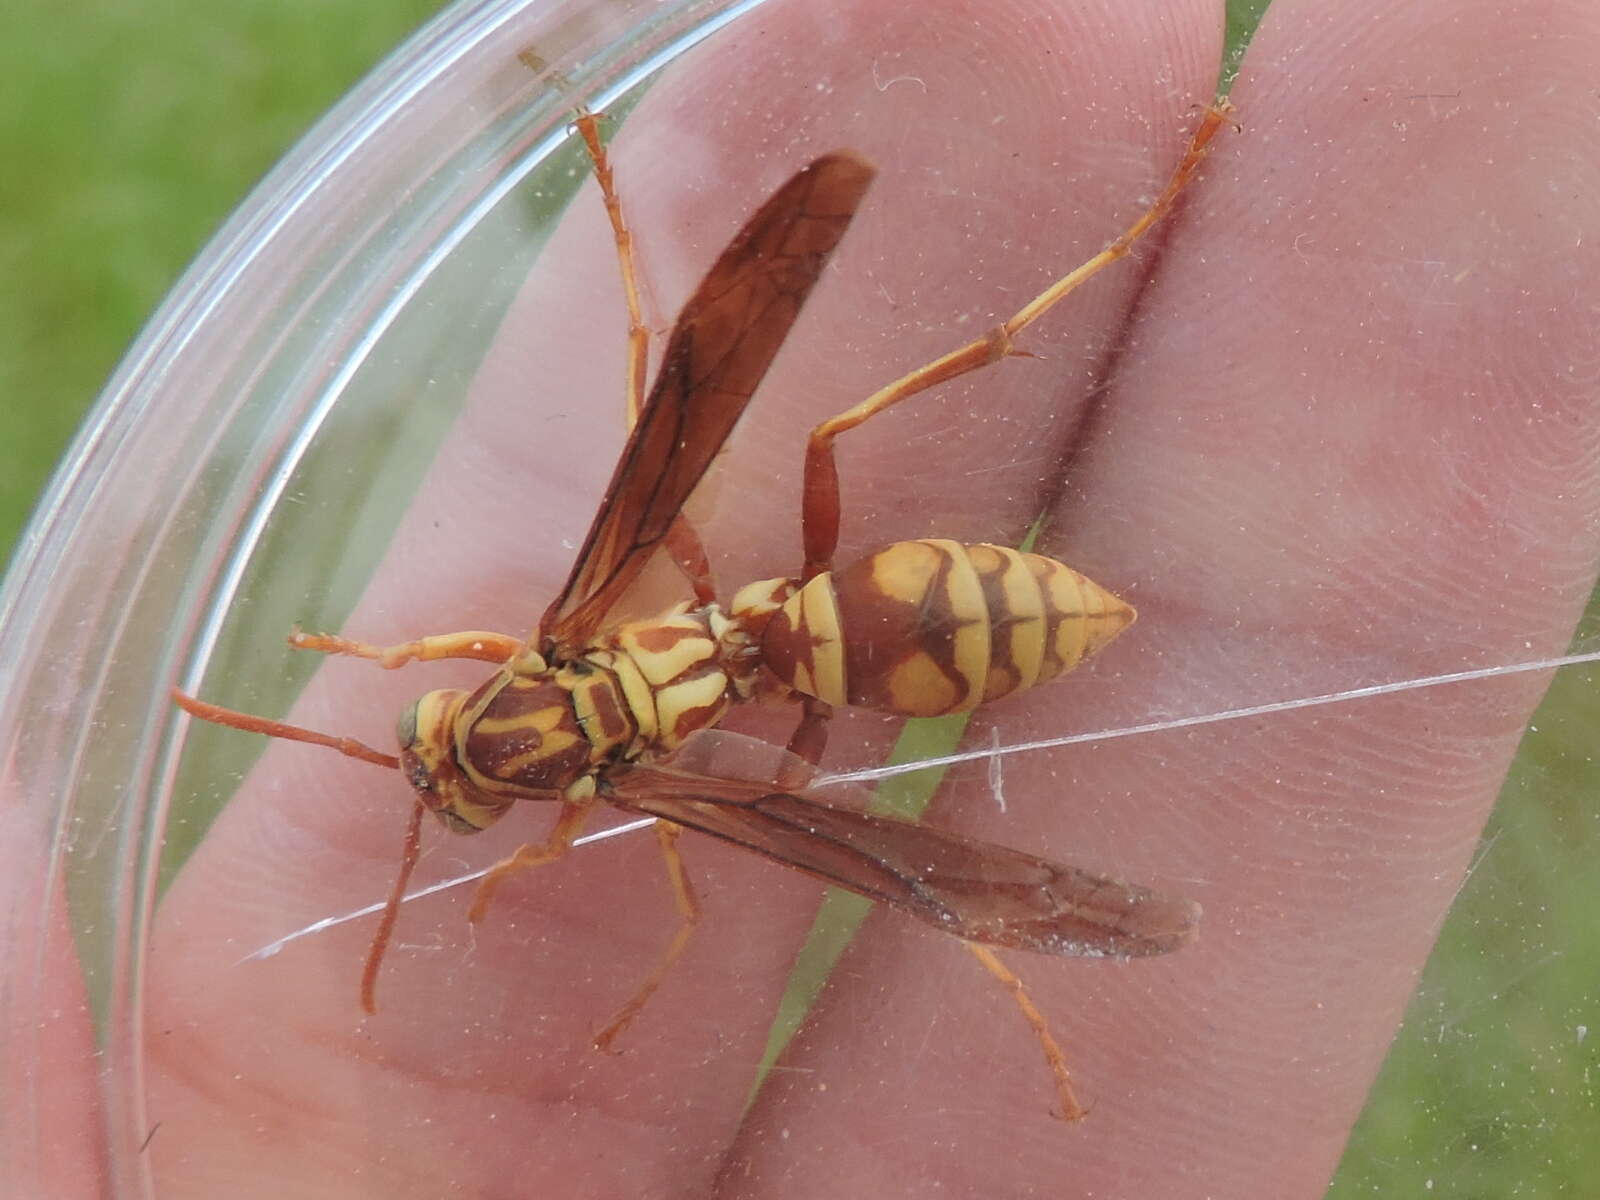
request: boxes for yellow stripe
[887,650,962,717]
[617,617,716,686]
[594,649,658,746]
[929,540,987,711]
[798,576,847,705]
[654,672,732,748]
[1045,563,1090,674]
[997,547,1045,694]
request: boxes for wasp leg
[782,696,834,782]
[573,110,650,429]
[467,799,591,923]
[575,111,717,605]
[663,516,717,606]
[288,628,524,669]
[965,942,1085,1121]
[799,103,1233,579]
[594,820,702,1051]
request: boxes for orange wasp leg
[965,942,1086,1121]
[466,798,592,924]
[574,110,718,606]
[799,102,1232,579]
[661,518,717,606]
[593,820,702,1051]
[288,628,524,669]
[573,110,650,430]
[782,695,834,776]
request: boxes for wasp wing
[610,747,1198,959]
[538,152,876,652]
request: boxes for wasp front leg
[467,798,592,924]
[288,628,524,669]
[799,103,1232,580]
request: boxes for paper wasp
[175,104,1229,1119]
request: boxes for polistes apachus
[175,102,1230,1119]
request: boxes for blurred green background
[0,0,450,567]
[3,0,1593,1193]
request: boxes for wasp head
[396,688,512,834]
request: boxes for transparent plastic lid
[3,0,1596,1195]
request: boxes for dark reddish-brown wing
[537,152,876,653]
[610,762,1199,959]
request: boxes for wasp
[175,103,1230,1119]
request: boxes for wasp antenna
[361,798,427,1015]
[171,688,400,771]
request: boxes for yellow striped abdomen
[758,539,1134,718]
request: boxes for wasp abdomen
[760,539,1134,718]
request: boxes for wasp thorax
[728,576,799,635]
[760,539,1136,718]
[459,672,594,794]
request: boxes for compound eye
[395,700,420,750]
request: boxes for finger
[738,0,1600,1195]
[151,0,1227,1195]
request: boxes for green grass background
[0,0,451,567]
[3,0,1593,1192]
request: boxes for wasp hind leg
[966,942,1085,1121]
[798,103,1232,580]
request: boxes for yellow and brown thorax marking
[444,605,756,800]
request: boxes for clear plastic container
[4,0,1597,1195]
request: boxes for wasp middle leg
[575,110,718,605]
[593,820,703,1051]
[573,110,650,429]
